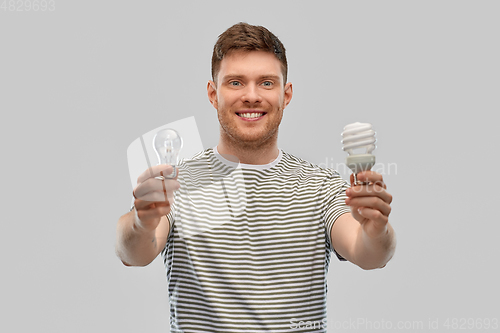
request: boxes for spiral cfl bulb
[341,122,376,180]
[153,128,183,178]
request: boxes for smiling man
[116,22,396,333]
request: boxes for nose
[241,84,262,104]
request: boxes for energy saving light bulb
[153,128,183,178]
[341,122,376,185]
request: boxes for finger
[356,171,386,188]
[137,165,178,184]
[346,184,392,204]
[134,198,171,211]
[136,204,171,224]
[346,196,392,217]
[357,207,388,227]
[135,186,176,203]
[135,191,169,202]
[133,187,171,202]
[134,178,180,199]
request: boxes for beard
[217,105,284,150]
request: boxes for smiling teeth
[239,113,264,118]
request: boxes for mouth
[236,112,267,119]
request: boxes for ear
[282,82,293,109]
[207,80,218,109]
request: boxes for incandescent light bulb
[341,122,376,185]
[153,128,183,178]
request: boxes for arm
[115,165,179,267]
[115,210,170,266]
[331,171,396,270]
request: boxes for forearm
[115,210,160,266]
[353,223,396,270]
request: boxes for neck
[217,134,279,165]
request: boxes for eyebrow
[222,74,281,82]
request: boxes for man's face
[208,50,293,149]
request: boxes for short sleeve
[321,171,351,261]
[166,207,175,229]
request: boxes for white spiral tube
[341,122,376,155]
[341,122,376,175]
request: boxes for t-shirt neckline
[213,146,283,170]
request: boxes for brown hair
[211,22,288,85]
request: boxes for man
[116,22,395,332]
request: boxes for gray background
[1,0,499,332]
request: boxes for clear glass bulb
[153,128,183,178]
[341,122,376,184]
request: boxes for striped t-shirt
[162,147,351,333]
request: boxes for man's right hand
[132,165,180,232]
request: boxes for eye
[229,81,241,86]
[262,81,273,87]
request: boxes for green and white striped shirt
[163,147,350,332]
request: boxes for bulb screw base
[167,166,177,178]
